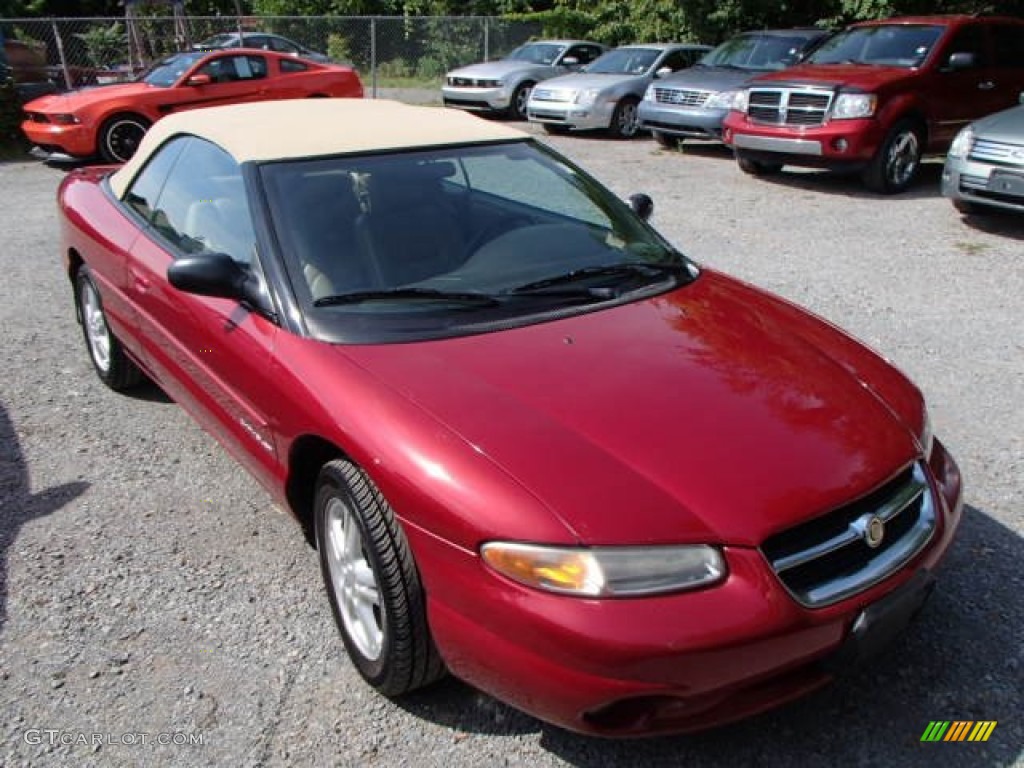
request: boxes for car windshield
[585,48,661,75]
[701,33,815,71]
[197,33,236,48]
[138,52,206,86]
[806,24,942,67]
[260,141,695,343]
[507,43,566,65]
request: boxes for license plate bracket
[988,170,1024,198]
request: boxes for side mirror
[1019,91,1024,105]
[946,52,975,71]
[655,67,673,79]
[186,73,213,86]
[168,251,252,301]
[629,193,654,222]
[560,56,579,67]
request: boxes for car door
[167,53,270,112]
[119,135,282,487]
[927,22,1001,147]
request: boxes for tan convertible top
[109,99,527,198]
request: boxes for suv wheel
[863,119,923,194]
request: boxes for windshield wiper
[508,262,688,295]
[314,288,500,307]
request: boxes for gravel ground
[1,107,1022,768]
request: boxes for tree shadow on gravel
[0,399,88,632]
[397,504,1022,767]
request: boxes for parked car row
[441,14,1024,211]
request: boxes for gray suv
[637,28,830,148]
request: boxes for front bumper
[21,116,95,157]
[441,85,512,113]
[722,113,886,170]
[942,155,1024,213]
[637,102,728,140]
[409,438,962,736]
[527,98,615,131]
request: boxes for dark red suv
[722,15,1024,193]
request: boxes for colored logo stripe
[921,721,997,742]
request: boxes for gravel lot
[1,106,1022,768]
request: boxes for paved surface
[1,115,1022,768]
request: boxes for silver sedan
[943,98,1024,216]
[526,43,710,139]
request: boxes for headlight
[643,84,656,102]
[574,88,601,106]
[480,542,726,597]
[919,408,934,460]
[705,90,740,110]
[733,89,749,113]
[948,125,974,159]
[51,113,80,125]
[831,93,877,120]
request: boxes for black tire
[98,113,151,164]
[508,81,534,120]
[542,123,570,135]
[737,154,783,176]
[862,119,923,194]
[953,198,987,216]
[608,97,641,139]
[314,459,445,696]
[653,130,679,149]
[75,266,144,391]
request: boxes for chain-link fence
[1,15,542,96]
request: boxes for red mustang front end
[57,100,961,736]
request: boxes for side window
[122,137,188,221]
[280,58,309,73]
[145,137,257,264]
[991,24,1024,68]
[197,54,268,83]
[941,24,989,68]
[269,37,299,54]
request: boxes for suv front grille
[969,137,1024,168]
[747,88,833,127]
[761,463,935,608]
[653,88,711,107]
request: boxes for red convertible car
[58,99,961,736]
[23,49,362,163]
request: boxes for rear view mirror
[629,193,653,221]
[168,251,249,300]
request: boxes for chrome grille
[531,89,571,103]
[653,88,711,107]
[446,76,498,88]
[747,88,833,127]
[761,463,935,608]
[969,137,1024,167]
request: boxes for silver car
[527,44,710,139]
[442,40,606,120]
[943,97,1024,215]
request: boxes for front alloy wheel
[314,459,445,696]
[75,267,143,390]
[863,120,923,194]
[609,98,640,139]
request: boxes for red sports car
[23,48,362,163]
[58,99,962,736]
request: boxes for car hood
[539,72,641,92]
[749,63,918,92]
[448,60,550,79]
[972,104,1024,143]
[25,81,153,112]
[341,271,922,547]
[654,66,763,93]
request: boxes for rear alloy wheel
[98,114,150,164]
[509,82,534,121]
[653,130,679,149]
[609,97,640,139]
[315,459,445,696]
[737,153,783,176]
[863,120,923,194]
[76,267,144,390]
